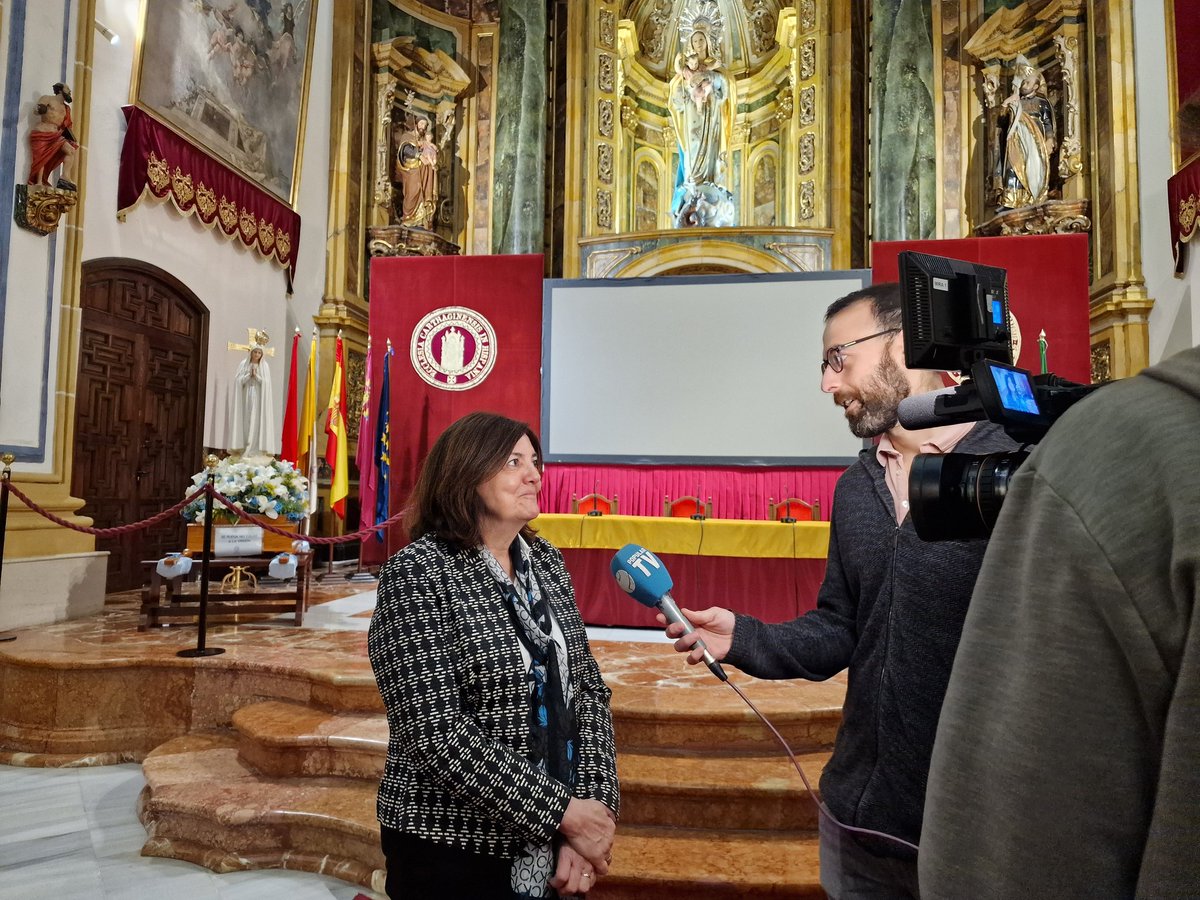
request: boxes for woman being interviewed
[368,411,619,899]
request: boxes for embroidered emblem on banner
[410,306,498,391]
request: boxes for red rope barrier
[5,484,209,537]
[4,482,405,546]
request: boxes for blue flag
[373,344,392,542]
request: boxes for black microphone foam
[897,387,957,430]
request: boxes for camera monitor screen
[990,363,1039,415]
[898,251,1012,372]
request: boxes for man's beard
[842,353,911,439]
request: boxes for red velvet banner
[1168,155,1200,269]
[872,235,1092,383]
[117,106,300,279]
[368,254,544,552]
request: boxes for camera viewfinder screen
[990,296,1004,326]
[991,364,1039,415]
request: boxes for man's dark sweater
[726,422,1016,857]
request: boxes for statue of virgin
[668,4,736,228]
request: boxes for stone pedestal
[975,199,1091,237]
[366,224,460,257]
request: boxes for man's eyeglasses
[820,328,900,375]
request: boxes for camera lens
[909,450,1030,541]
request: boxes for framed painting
[1167,0,1200,171]
[131,0,318,206]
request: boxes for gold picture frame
[1166,0,1200,172]
[130,0,319,207]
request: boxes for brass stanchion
[178,455,225,658]
[345,534,377,583]
[0,454,17,642]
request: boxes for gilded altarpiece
[960,0,1150,378]
[367,3,472,256]
[563,1,852,278]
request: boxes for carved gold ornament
[799,180,815,220]
[597,190,613,229]
[599,99,614,138]
[13,184,77,235]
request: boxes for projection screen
[542,270,871,464]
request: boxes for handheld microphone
[610,543,727,681]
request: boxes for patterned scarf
[481,538,578,899]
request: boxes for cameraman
[662,284,1016,898]
[920,345,1200,897]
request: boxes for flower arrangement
[182,456,309,524]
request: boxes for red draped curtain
[541,463,844,520]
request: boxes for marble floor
[0,587,674,899]
[0,762,367,900]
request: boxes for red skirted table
[534,514,829,627]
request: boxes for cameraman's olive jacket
[725,421,1016,857]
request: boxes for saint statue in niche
[229,333,276,458]
[394,114,439,229]
[28,83,78,191]
[668,2,736,228]
[999,57,1056,209]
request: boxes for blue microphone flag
[611,544,674,608]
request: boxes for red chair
[571,492,618,516]
[768,497,821,522]
[663,494,712,519]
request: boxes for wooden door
[73,261,208,592]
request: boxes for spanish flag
[297,328,318,511]
[324,332,350,519]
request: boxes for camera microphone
[897,386,986,430]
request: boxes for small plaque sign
[213,524,264,557]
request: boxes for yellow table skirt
[532,514,830,559]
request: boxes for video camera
[896,251,1102,541]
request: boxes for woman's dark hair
[406,411,543,548]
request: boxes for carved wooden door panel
[73,262,208,592]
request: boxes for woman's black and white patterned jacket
[367,532,621,858]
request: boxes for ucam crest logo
[409,306,498,391]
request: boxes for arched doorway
[73,260,209,592]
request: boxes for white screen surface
[543,271,870,464]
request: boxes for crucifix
[226,327,275,356]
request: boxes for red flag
[280,329,300,464]
[324,333,350,519]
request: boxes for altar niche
[558,0,856,278]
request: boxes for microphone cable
[724,677,920,854]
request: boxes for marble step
[139,731,386,894]
[142,730,823,899]
[232,701,387,780]
[617,748,828,832]
[232,701,830,831]
[590,824,825,899]
[594,641,845,753]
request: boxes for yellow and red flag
[297,328,318,515]
[324,332,350,519]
